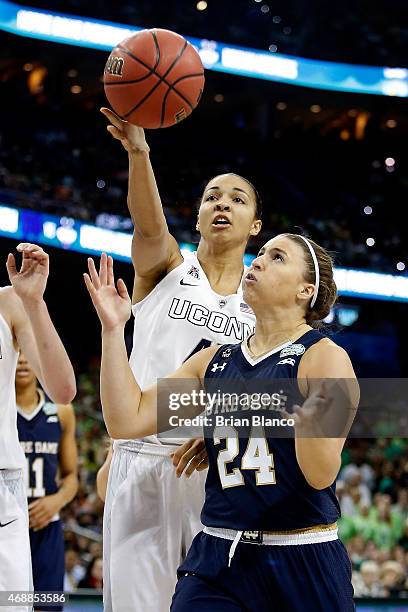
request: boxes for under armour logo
[277,358,296,366]
[241,531,263,544]
[211,362,227,372]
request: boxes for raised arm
[84,254,214,440]
[101,108,182,302]
[6,243,76,404]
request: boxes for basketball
[103,29,205,129]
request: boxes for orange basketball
[103,29,205,129]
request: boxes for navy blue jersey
[17,392,61,504]
[201,329,340,531]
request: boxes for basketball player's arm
[294,342,359,490]
[29,404,78,531]
[100,108,183,301]
[101,328,216,439]
[3,264,76,405]
[55,403,79,506]
[96,443,113,502]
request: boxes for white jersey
[0,311,25,469]
[128,250,255,445]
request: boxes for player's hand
[100,107,150,153]
[6,243,49,304]
[28,494,62,531]
[171,438,208,478]
[84,253,131,331]
[290,382,333,436]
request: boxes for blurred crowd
[339,439,408,598]
[61,362,106,593]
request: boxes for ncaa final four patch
[279,344,305,358]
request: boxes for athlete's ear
[196,217,200,232]
[249,219,262,236]
[297,284,314,304]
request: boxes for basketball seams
[105,30,204,127]
[124,38,189,120]
[159,73,205,127]
[104,72,204,89]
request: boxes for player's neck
[16,384,40,413]
[196,241,245,294]
[250,315,310,355]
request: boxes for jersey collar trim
[16,389,46,421]
[240,338,294,367]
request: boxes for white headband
[297,235,320,309]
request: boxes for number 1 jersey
[17,391,61,508]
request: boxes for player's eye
[273,253,284,262]
[232,197,244,204]
[205,194,218,201]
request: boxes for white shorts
[103,441,206,612]
[0,469,33,612]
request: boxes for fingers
[184,450,208,477]
[100,107,123,128]
[107,125,125,141]
[87,258,100,289]
[99,252,108,286]
[173,440,206,478]
[83,273,97,298]
[171,439,197,467]
[28,500,40,510]
[18,244,48,264]
[196,458,209,471]
[117,278,130,301]
[6,253,17,277]
[107,256,114,286]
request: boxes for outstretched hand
[100,107,150,153]
[290,382,333,436]
[84,253,131,331]
[6,243,49,303]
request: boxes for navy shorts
[30,520,65,611]
[171,531,355,612]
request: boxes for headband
[297,235,320,309]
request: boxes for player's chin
[242,281,258,301]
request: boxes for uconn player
[16,353,78,612]
[0,243,76,610]
[86,233,358,611]
[97,109,261,611]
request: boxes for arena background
[0,0,407,609]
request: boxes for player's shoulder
[300,335,354,375]
[56,403,76,429]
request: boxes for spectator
[77,557,103,590]
[63,549,85,592]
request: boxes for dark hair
[199,173,262,219]
[284,234,337,326]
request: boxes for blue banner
[1,204,407,303]
[0,0,407,96]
